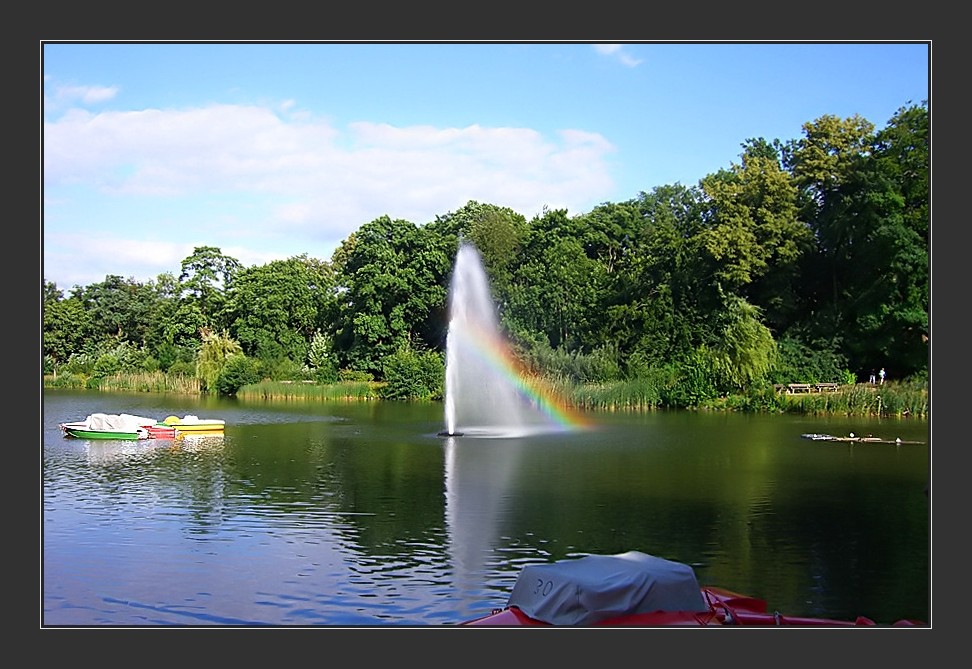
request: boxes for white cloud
[43,101,618,288]
[592,43,643,68]
[55,83,120,105]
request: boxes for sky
[41,41,929,291]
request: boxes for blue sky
[42,42,929,290]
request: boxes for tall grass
[569,378,665,411]
[751,381,926,417]
[44,371,202,394]
[42,370,927,419]
[235,380,380,401]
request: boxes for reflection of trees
[325,434,446,554]
[490,418,928,623]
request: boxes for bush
[93,353,121,378]
[378,348,444,400]
[64,352,97,376]
[338,368,374,383]
[659,350,719,408]
[261,357,309,382]
[771,336,850,384]
[215,355,262,396]
[167,360,196,377]
[312,361,339,384]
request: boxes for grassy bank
[566,379,926,418]
[42,373,927,419]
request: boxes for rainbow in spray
[452,322,592,433]
[443,242,592,437]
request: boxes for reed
[43,371,202,394]
[773,382,927,418]
[568,378,664,411]
[235,380,380,401]
[42,371,927,418]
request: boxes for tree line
[43,102,928,404]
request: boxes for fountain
[440,242,584,438]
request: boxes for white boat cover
[84,413,157,432]
[506,551,708,625]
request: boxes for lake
[41,389,930,627]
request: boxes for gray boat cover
[506,551,707,625]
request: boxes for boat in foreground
[460,551,924,627]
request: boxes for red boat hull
[462,586,922,627]
[145,425,177,439]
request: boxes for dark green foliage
[331,216,452,375]
[770,336,851,384]
[658,350,719,408]
[378,348,444,400]
[215,355,262,396]
[517,339,622,384]
[167,360,196,377]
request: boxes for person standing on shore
[869,370,876,384]
[879,368,886,384]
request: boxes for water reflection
[42,390,929,626]
[443,435,524,616]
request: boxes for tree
[698,142,811,331]
[178,246,241,327]
[784,105,928,378]
[601,185,708,368]
[76,275,161,348]
[432,201,529,301]
[196,328,244,393]
[331,216,452,375]
[865,101,929,377]
[307,330,338,382]
[43,282,92,366]
[710,295,777,391]
[506,210,602,353]
[224,255,333,368]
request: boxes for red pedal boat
[144,424,178,439]
[460,551,924,627]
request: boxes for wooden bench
[815,383,840,393]
[786,383,812,394]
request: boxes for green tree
[196,328,244,393]
[784,105,928,378]
[507,211,602,353]
[178,246,241,328]
[699,141,812,332]
[863,101,929,377]
[432,200,529,301]
[224,255,333,370]
[307,330,338,382]
[602,185,708,370]
[331,216,452,375]
[43,281,93,367]
[783,113,876,337]
[76,275,161,349]
[710,295,778,392]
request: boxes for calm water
[42,389,930,627]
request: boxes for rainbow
[451,322,593,432]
